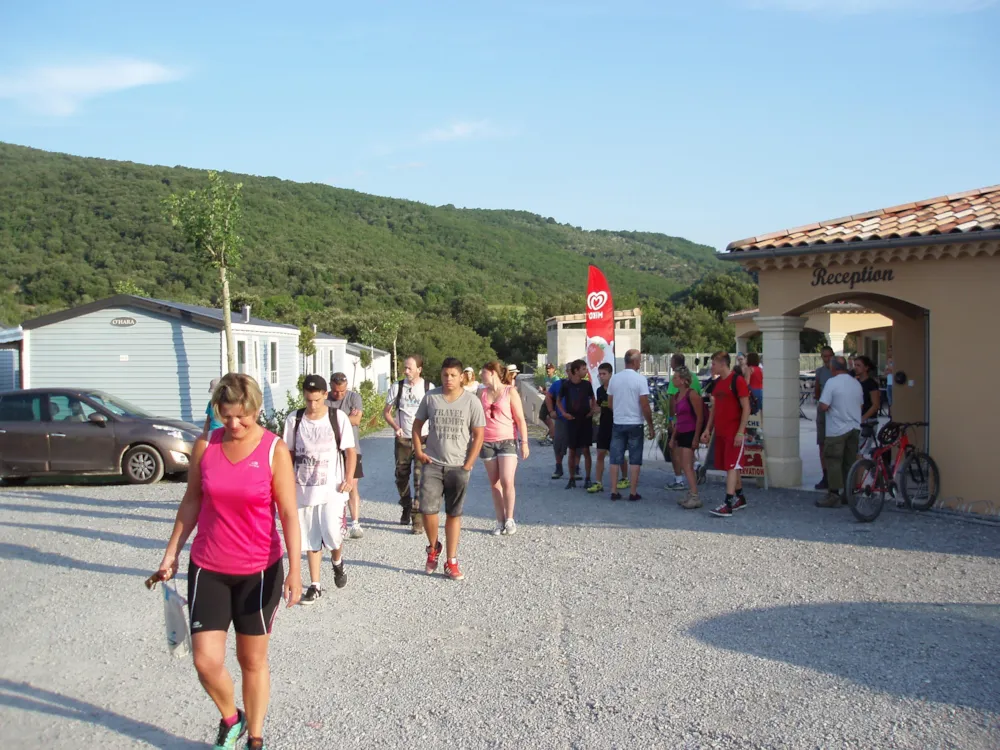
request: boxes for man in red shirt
[701,351,751,518]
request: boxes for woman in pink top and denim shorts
[157,373,301,750]
[479,362,530,536]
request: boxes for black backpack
[729,373,759,415]
[393,379,431,413]
[291,408,343,461]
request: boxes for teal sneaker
[213,710,246,749]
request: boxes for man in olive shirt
[813,346,835,490]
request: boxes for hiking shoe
[411,512,424,535]
[332,563,347,589]
[665,479,686,491]
[349,523,364,540]
[731,495,748,512]
[628,493,642,502]
[680,493,703,510]
[490,522,504,536]
[617,478,631,490]
[565,478,577,490]
[815,492,841,508]
[400,506,412,526]
[586,482,603,494]
[814,477,829,491]
[300,585,322,605]
[696,463,707,485]
[551,468,564,480]
[425,541,443,574]
[503,519,517,536]
[610,493,622,502]
[213,710,247,749]
[444,560,465,581]
[709,502,733,518]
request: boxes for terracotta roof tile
[727,184,1000,252]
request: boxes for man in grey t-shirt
[413,357,486,582]
[328,372,365,539]
[813,346,834,490]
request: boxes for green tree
[164,171,245,371]
[299,326,316,356]
[114,279,149,296]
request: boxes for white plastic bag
[162,580,192,658]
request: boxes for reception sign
[585,265,615,395]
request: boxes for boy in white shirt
[284,375,357,603]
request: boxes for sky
[0,0,998,251]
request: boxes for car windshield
[85,391,154,418]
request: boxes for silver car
[0,388,200,485]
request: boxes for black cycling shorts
[188,558,284,636]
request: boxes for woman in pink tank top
[156,373,300,750]
[479,362,530,536]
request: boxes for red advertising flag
[585,265,615,394]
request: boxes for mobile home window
[269,341,279,384]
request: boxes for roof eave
[723,229,1000,263]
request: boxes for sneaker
[332,562,347,589]
[565,478,577,489]
[814,476,829,491]
[551,468,564,480]
[503,518,517,536]
[586,482,604,494]
[617,478,631,490]
[665,479,687,491]
[814,491,841,508]
[731,495,748,512]
[680,493,703,510]
[425,541,443,574]
[696,463,707,485]
[349,523,364,540]
[400,506,412,526]
[444,559,465,581]
[213,710,247,749]
[709,502,733,518]
[300,584,322,605]
[610,492,622,502]
[490,522,504,536]
[628,493,642,502]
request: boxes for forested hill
[0,141,743,366]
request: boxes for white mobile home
[345,343,391,393]
[16,295,301,423]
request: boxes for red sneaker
[731,495,748,511]
[425,541,442,575]
[444,559,465,581]
[709,502,733,518]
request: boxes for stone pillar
[756,315,806,488]
[826,331,848,355]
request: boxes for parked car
[0,388,201,485]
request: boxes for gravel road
[2,429,999,749]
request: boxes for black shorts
[674,430,696,449]
[353,454,364,480]
[596,422,613,451]
[566,419,593,450]
[538,402,550,422]
[188,559,284,636]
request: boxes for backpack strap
[292,408,305,455]
[327,407,342,454]
[394,379,405,414]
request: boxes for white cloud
[0,58,184,116]
[420,119,501,143]
[740,0,996,13]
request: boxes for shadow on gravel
[0,521,163,549]
[0,542,152,578]
[689,602,1000,712]
[0,502,168,524]
[0,679,202,749]
[0,490,180,511]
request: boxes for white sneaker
[349,523,364,540]
[503,519,517,536]
[665,478,687,491]
[491,522,504,536]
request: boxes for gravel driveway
[2,430,998,749]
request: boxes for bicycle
[845,421,940,523]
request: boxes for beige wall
[757,254,1000,515]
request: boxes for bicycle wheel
[900,451,939,511]
[846,458,884,523]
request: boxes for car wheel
[123,445,165,484]
[1,477,30,487]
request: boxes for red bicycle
[846,421,940,523]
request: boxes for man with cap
[201,378,223,436]
[284,375,357,604]
[327,372,365,539]
[536,362,558,446]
